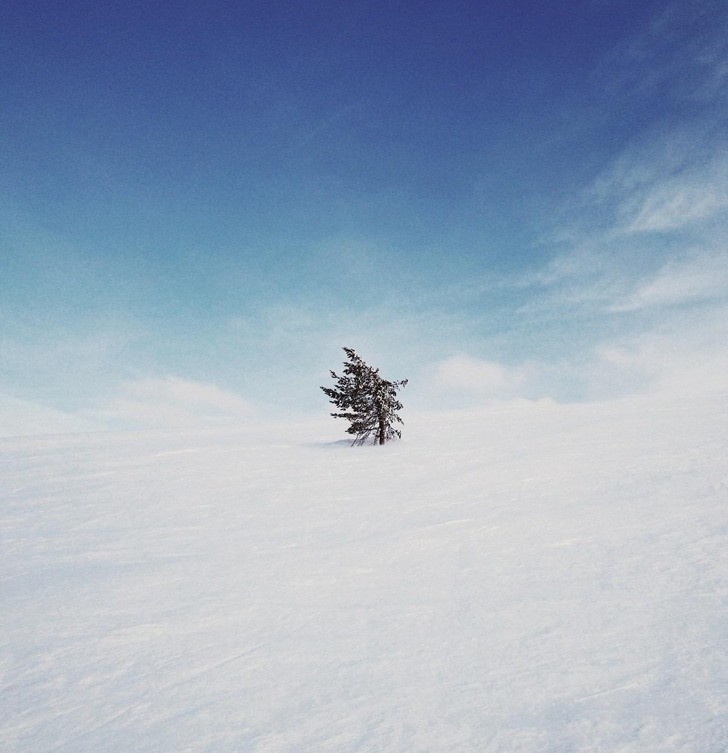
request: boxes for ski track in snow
[1,395,727,752]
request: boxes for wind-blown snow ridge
[1,395,726,752]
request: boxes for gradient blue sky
[2,0,727,433]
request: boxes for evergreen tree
[321,347,408,446]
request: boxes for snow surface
[1,396,727,752]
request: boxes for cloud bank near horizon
[1,1,726,436]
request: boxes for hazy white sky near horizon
[1,0,727,434]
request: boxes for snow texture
[1,395,727,752]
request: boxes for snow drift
[1,395,726,752]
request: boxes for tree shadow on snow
[306,439,354,449]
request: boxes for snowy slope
[1,396,727,752]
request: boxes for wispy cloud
[596,0,728,107]
[625,162,728,233]
[453,2,728,406]
[520,125,727,319]
[610,247,728,312]
[584,0,728,240]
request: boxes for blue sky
[2,0,727,433]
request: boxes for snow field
[1,395,727,752]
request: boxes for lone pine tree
[321,347,408,446]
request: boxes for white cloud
[92,376,254,430]
[420,293,728,407]
[426,355,534,403]
[587,315,728,399]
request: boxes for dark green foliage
[321,347,408,446]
